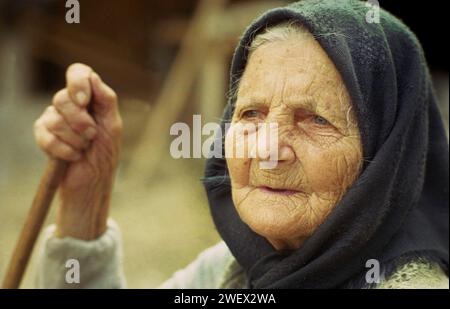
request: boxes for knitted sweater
[36,221,448,289]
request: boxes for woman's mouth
[258,186,299,196]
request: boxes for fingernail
[76,91,87,106]
[84,127,97,139]
[90,73,101,85]
[92,72,101,81]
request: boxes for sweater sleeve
[36,219,126,289]
[158,241,235,289]
[36,219,234,289]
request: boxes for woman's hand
[34,63,122,240]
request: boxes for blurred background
[0,0,448,288]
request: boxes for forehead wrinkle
[278,71,318,112]
[237,80,317,113]
[237,39,352,120]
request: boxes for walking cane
[2,158,68,289]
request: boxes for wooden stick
[2,159,68,289]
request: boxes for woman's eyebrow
[281,96,316,111]
[234,97,269,112]
[234,96,321,118]
[285,96,350,124]
[236,94,316,109]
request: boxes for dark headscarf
[203,0,449,288]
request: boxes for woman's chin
[236,199,312,242]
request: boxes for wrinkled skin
[34,63,122,240]
[225,37,363,251]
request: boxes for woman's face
[225,37,363,250]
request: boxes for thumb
[89,72,119,119]
[89,72,122,139]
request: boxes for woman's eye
[242,110,262,119]
[313,115,330,126]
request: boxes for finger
[43,106,90,150]
[53,89,97,139]
[90,72,122,137]
[66,63,93,107]
[34,122,82,161]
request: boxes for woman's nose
[255,112,297,166]
[256,133,295,165]
[277,145,296,164]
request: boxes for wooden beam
[126,0,227,181]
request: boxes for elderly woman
[33,0,448,288]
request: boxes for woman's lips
[258,186,300,196]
